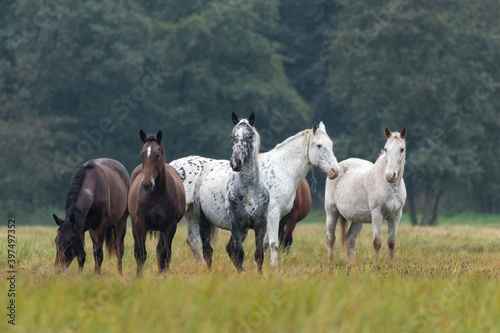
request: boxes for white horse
[325,127,407,262]
[172,121,340,267]
[259,121,340,266]
[194,112,269,272]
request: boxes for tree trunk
[426,189,443,226]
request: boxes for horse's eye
[384,148,387,152]
[317,144,322,148]
[400,148,404,153]
[156,154,160,159]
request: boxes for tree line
[1,0,499,224]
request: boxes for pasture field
[1,218,499,333]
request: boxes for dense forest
[1,0,499,225]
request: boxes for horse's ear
[385,127,392,138]
[319,121,326,132]
[69,213,76,226]
[400,126,407,139]
[232,112,239,125]
[313,122,318,134]
[156,130,162,143]
[139,129,147,143]
[53,214,62,226]
[248,112,255,126]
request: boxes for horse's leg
[115,214,127,275]
[371,209,384,261]
[199,214,214,269]
[254,214,268,274]
[387,209,402,260]
[132,221,147,277]
[326,207,339,262]
[185,207,206,265]
[156,231,167,273]
[91,227,106,274]
[267,209,281,267]
[278,222,285,249]
[228,226,245,272]
[282,220,296,251]
[346,222,363,262]
[226,230,247,264]
[157,222,178,272]
[77,232,87,270]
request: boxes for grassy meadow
[1,215,499,333]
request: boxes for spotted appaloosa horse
[128,130,186,276]
[53,158,129,274]
[279,178,312,251]
[325,127,407,262]
[173,121,340,267]
[193,113,270,273]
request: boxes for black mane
[65,161,95,212]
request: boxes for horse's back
[91,158,129,223]
[326,158,373,223]
[170,156,214,207]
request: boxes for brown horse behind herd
[278,178,312,250]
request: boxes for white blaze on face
[147,146,151,158]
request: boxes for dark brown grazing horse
[278,178,312,250]
[53,158,129,273]
[128,130,186,276]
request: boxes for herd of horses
[53,113,407,275]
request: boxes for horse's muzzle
[386,172,396,183]
[327,167,340,180]
[230,158,242,172]
[141,181,154,192]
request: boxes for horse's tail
[339,215,348,253]
[209,222,218,244]
[104,225,117,258]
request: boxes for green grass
[1,220,499,333]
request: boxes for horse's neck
[65,203,87,232]
[237,153,260,188]
[268,132,311,187]
[153,163,169,194]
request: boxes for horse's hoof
[271,259,279,267]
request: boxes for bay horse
[172,121,340,267]
[325,127,407,262]
[128,129,186,276]
[193,112,269,273]
[53,158,129,274]
[278,178,312,251]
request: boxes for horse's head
[383,126,407,183]
[308,122,340,180]
[139,129,164,192]
[230,112,259,172]
[53,212,84,272]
